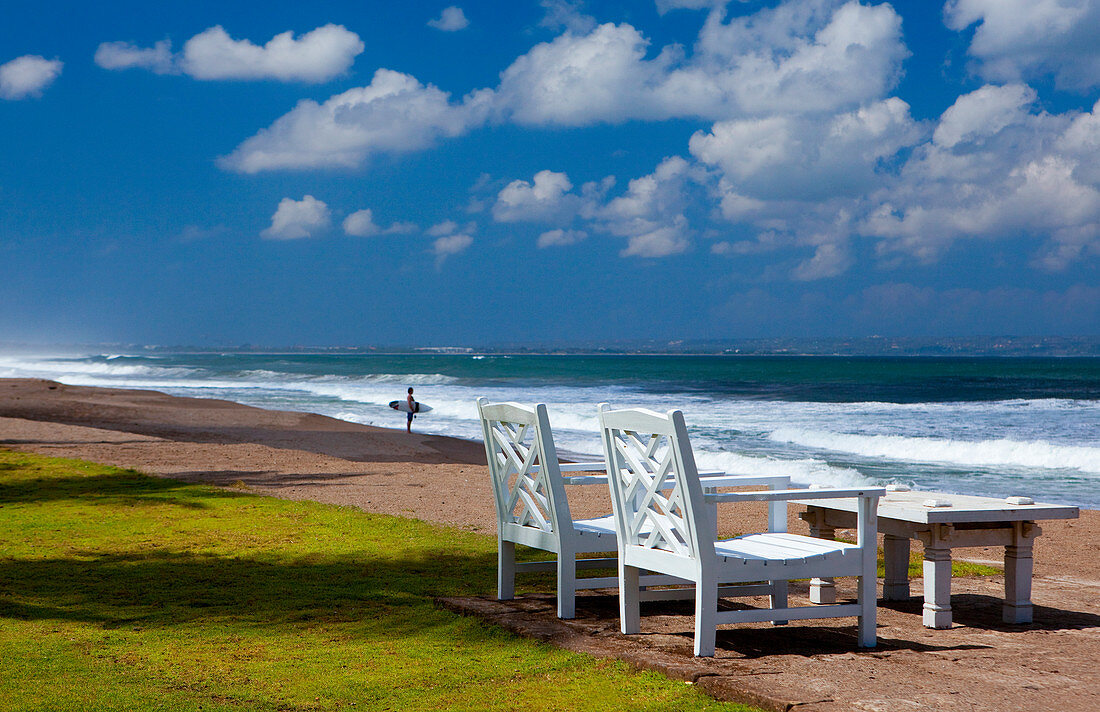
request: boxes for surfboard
[389,400,432,414]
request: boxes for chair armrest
[562,475,609,485]
[530,462,606,474]
[557,462,607,472]
[705,487,886,503]
[698,474,791,490]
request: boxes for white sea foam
[692,450,875,487]
[769,428,1100,473]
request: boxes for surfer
[406,387,416,433]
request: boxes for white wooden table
[794,489,1079,628]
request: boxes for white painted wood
[478,398,787,620]
[922,546,953,628]
[797,490,1077,629]
[793,490,1078,525]
[882,534,911,601]
[598,405,884,657]
[478,398,618,619]
[1004,521,1036,624]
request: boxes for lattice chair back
[477,398,574,536]
[598,405,713,562]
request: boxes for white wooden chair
[478,398,620,619]
[598,404,885,656]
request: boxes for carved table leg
[1004,521,1038,624]
[882,534,911,601]
[922,545,953,628]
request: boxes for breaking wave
[769,428,1100,473]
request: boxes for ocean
[2,352,1098,507]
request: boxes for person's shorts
[407,411,414,422]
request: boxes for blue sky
[1,0,1098,346]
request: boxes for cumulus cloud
[537,228,587,247]
[931,84,1035,148]
[492,170,580,222]
[220,69,488,172]
[0,55,63,99]
[226,1,907,171]
[426,220,460,237]
[858,87,1100,268]
[95,24,363,83]
[94,40,175,74]
[343,209,417,236]
[493,1,906,125]
[342,209,382,237]
[596,156,700,257]
[433,233,473,255]
[428,6,470,31]
[945,0,1100,90]
[261,196,331,240]
[656,0,724,14]
[691,98,923,201]
[539,0,598,33]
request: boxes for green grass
[0,450,760,712]
[886,551,1001,579]
[830,536,1001,579]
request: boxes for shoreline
[1,377,1096,572]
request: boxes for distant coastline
[3,335,1099,358]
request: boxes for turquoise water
[3,352,1098,507]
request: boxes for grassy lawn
[0,449,762,712]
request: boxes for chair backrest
[598,405,712,561]
[477,398,574,536]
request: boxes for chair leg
[857,571,878,648]
[770,579,789,625]
[619,561,640,634]
[557,550,576,619]
[497,539,515,601]
[694,571,718,657]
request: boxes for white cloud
[94,40,175,74]
[538,0,598,34]
[791,241,852,280]
[0,55,63,100]
[220,69,488,173]
[342,209,381,237]
[858,87,1100,267]
[183,24,363,81]
[224,1,907,172]
[691,98,923,200]
[670,0,909,117]
[931,84,1035,148]
[656,0,723,14]
[944,0,1100,90]
[493,23,673,125]
[261,195,331,240]
[95,24,363,83]
[428,6,470,32]
[537,228,587,247]
[342,212,418,236]
[492,170,579,222]
[597,156,699,257]
[492,1,908,126]
[433,233,474,259]
[426,220,459,237]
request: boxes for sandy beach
[2,377,1099,711]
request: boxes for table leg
[808,523,837,604]
[1004,522,1036,624]
[922,546,953,628]
[882,534,911,601]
